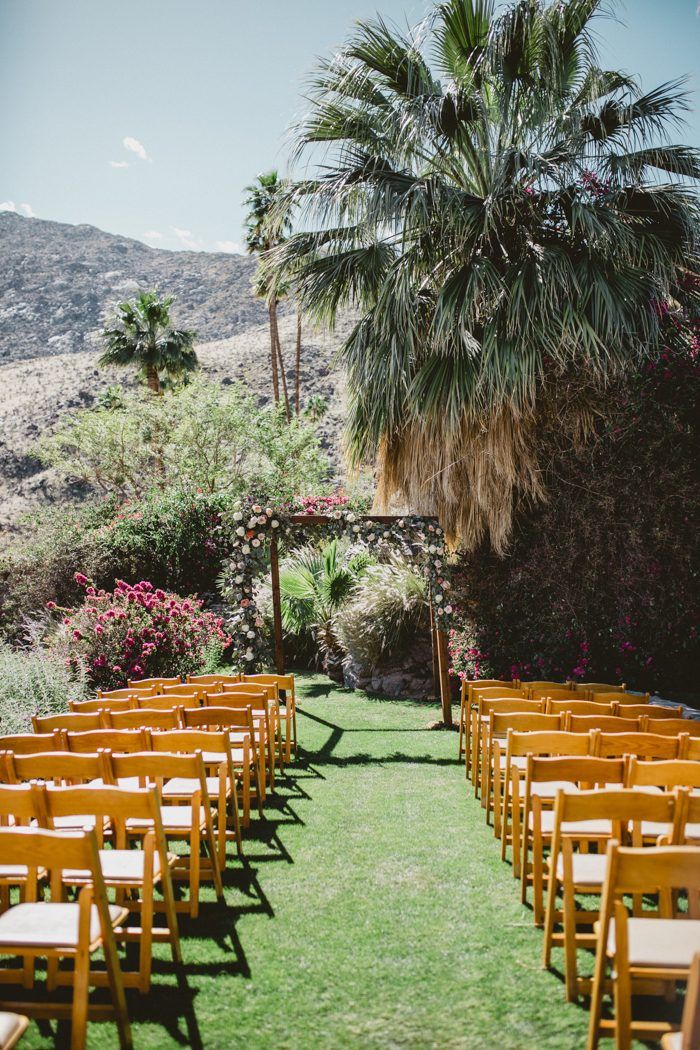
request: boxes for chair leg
[189,826,201,920]
[160,863,182,964]
[71,946,91,1050]
[542,869,558,970]
[613,903,632,1050]
[139,879,154,994]
[563,879,579,1001]
[587,919,607,1050]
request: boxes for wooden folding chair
[660,951,700,1050]
[243,674,298,764]
[33,712,103,734]
[543,788,677,1001]
[149,727,243,861]
[467,686,529,782]
[186,673,241,686]
[620,704,684,721]
[214,691,275,792]
[104,708,182,731]
[127,677,181,691]
[70,698,135,714]
[640,717,700,737]
[565,715,641,734]
[501,731,593,875]
[520,756,625,925]
[220,684,282,771]
[38,783,181,994]
[471,695,542,798]
[485,712,562,834]
[457,680,515,763]
[105,751,223,918]
[0,1012,28,1049]
[181,707,263,826]
[0,826,132,1050]
[1,756,110,839]
[588,843,700,1050]
[593,732,684,761]
[546,699,616,717]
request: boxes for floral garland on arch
[218,497,455,669]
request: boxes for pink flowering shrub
[49,576,231,689]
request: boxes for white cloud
[0,200,35,217]
[215,240,242,254]
[172,226,204,251]
[123,136,150,162]
[110,160,129,169]
[143,230,163,241]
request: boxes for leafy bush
[336,560,427,669]
[0,643,88,733]
[449,319,699,693]
[37,377,330,504]
[48,576,231,689]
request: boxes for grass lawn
[20,677,616,1048]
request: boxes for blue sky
[1,0,698,254]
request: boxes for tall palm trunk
[295,309,302,415]
[145,364,161,394]
[276,332,291,421]
[267,300,280,403]
[270,300,291,420]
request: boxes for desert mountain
[0,213,349,535]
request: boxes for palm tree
[279,539,370,679]
[244,171,294,415]
[99,290,197,394]
[274,0,700,551]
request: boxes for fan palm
[274,0,700,551]
[279,539,370,678]
[99,290,197,394]
[244,170,295,414]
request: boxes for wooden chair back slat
[186,673,241,686]
[97,686,157,700]
[0,732,61,754]
[627,758,700,790]
[65,728,151,754]
[33,711,103,733]
[106,708,181,731]
[621,704,683,720]
[594,731,683,760]
[70,697,135,713]
[508,730,593,758]
[566,714,640,734]
[546,699,616,717]
[640,717,700,737]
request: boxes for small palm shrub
[48,576,231,689]
[0,643,88,733]
[279,540,372,678]
[336,561,427,670]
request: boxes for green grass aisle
[22,676,592,1049]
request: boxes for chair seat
[49,815,110,832]
[530,811,612,836]
[199,751,228,766]
[163,776,228,798]
[552,852,608,886]
[63,848,173,885]
[530,781,581,801]
[607,918,700,968]
[127,806,209,833]
[509,756,529,772]
[684,823,700,843]
[0,1011,28,1048]
[87,777,142,790]
[0,902,126,949]
[639,819,675,839]
[0,864,43,881]
[229,746,255,766]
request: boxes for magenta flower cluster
[49,575,231,689]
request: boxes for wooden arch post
[267,514,453,725]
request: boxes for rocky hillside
[0,211,267,361]
[0,213,349,535]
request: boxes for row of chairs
[458,680,700,1048]
[0,670,297,1048]
[458,678,665,763]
